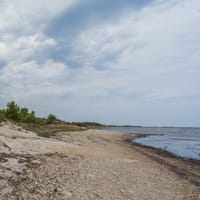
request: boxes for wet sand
[0,123,200,199]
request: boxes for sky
[0,0,200,126]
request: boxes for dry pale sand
[0,122,200,200]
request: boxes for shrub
[23,111,36,123]
[19,107,29,122]
[0,110,5,123]
[5,101,20,121]
[35,118,47,125]
[47,114,57,124]
[1,101,64,127]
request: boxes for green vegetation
[5,101,20,121]
[0,101,104,137]
[72,122,103,128]
[21,123,86,138]
[1,101,57,125]
[47,114,57,124]
[0,109,5,123]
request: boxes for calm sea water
[103,127,200,160]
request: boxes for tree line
[0,101,58,125]
[0,101,104,128]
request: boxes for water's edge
[102,126,200,160]
[124,135,200,186]
[129,133,200,163]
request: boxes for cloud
[0,32,56,64]
[0,60,69,100]
[46,0,152,38]
[0,0,200,126]
[70,0,200,100]
[0,0,83,99]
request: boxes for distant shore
[0,123,200,199]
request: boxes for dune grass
[20,123,87,138]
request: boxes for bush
[0,110,5,123]
[47,114,57,124]
[1,101,60,126]
[23,111,36,123]
[35,118,47,125]
[19,107,29,122]
[5,101,20,121]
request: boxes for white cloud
[0,60,69,100]
[0,0,81,33]
[0,0,84,100]
[72,0,200,100]
[0,0,200,125]
[0,0,87,61]
[0,32,56,63]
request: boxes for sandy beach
[0,122,200,200]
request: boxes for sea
[103,126,200,160]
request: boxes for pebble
[61,190,72,198]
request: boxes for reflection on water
[103,127,200,160]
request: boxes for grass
[19,123,87,138]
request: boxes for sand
[0,122,200,199]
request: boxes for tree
[0,109,5,116]
[0,109,5,122]
[47,114,57,124]
[23,111,36,123]
[5,101,20,121]
[19,107,29,122]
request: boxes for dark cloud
[46,0,152,39]
[46,0,152,67]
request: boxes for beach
[0,123,200,200]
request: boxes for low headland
[0,101,200,199]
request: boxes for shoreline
[128,133,200,163]
[0,124,200,199]
[125,135,200,186]
[102,126,200,161]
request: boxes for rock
[0,179,13,195]
[0,138,4,146]
[60,189,72,199]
